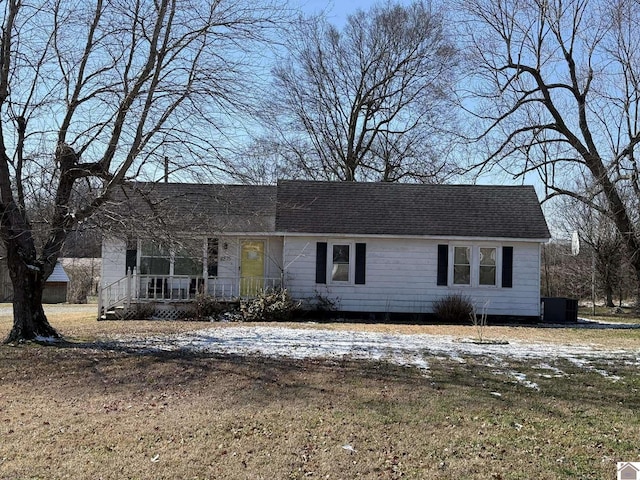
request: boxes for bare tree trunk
[4,242,59,343]
[605,288,614,308]
[0,0,287,342]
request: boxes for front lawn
[0,309,639,479]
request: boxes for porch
[98,270,282,319]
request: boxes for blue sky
[299,0,401,25]
[286,0,552,213]
[300,0,368,19]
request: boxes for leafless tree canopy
[0,0,287,341]
[459,0,640,297]
[250,0,459,183]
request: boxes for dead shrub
[432,293,474,323]
[184,294,226,321]
[240,288,301,322]
[131,303,156,320]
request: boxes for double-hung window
[139,240,203,276]
[449,245,499,287]
[331,244,350,282]
[174,246,203,276]
[140,241,170,275]
[453,246,471,285]
[316,242,366,285]
[479,247,497,286]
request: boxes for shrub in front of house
[132,302,157,320]
[186,294,226,321]
[240,288,301,322]
[432,293,474,323]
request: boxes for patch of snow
[594,370,621,382]
[34,335,60,344]
[533,363,566,379]
[110,325,639,382]
[576,318,640,329]
[533,363,565,375]
[510,372,540,390]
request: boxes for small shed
[43,262,70,303]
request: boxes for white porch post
[203,238,208,295]
[97,284,103,318]
[125,267,132,309]
[132,267,138,303]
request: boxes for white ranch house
[99,180,550,320]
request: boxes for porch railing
[137,274,282,301]
[99,270,283,314]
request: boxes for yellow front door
[240,240,265,296]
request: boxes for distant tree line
[541,242,637,308]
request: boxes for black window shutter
[502,246,513,288]
[355,243,366,285]
[316,242,327,284]
[437,244,448,286]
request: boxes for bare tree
[260,0,458,183]
[557,194,626,307]
[541,241,592,299]
[0,0,286,342]
[459,0,640,300]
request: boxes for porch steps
[100,305,125,321]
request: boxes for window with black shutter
[355,243,366,285]
[502,246,513,288]
[315,242,327,284]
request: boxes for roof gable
[275,180,550,239]
[46,262,69,283]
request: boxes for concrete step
[103,310,122,320]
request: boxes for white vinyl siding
[100,237,127,287]
[103,234,542,317]
[284,236,542,317]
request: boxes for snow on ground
[110,325,640,389]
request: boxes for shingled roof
[105,180,549,240]
[275,180,550,239]
[105,182,276,234]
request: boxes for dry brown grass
[1,307,639,479]
[3,303,639,350]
